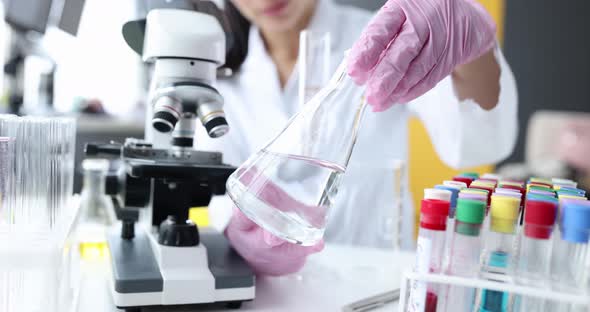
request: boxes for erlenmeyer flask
[298,30,331,107]
[226,56,367,245]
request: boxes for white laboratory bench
[77,245,415,312]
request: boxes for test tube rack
[0,196,82,312]
[402,175,590,311]
[398,269,590,311]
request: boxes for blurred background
[1,0,589,234]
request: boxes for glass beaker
[226,55,367,246]
[77,158,114,260]
[0,136,13,227]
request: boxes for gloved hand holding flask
[348,0,497,111]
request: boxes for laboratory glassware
[0,136,12,227]
[549,200,590,312]
[458,172,479,179]
[424,188,452,203]
[0,115,76,231]
[458,192,487,202]
[408,199,449,312]
[442,199,485,312]
[452,176,473,187]
[443,180,467,190]
[434,185,460,217]
[374,159,406,249]
[551,178,577,188]
[0,115,79,312]
[226,55,367,246]
[77,159,114,259]
[478,195,520,312]
[435,184,461,266]
[298,30,331,107]
[514,199,557,312]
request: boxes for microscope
[85,7,255,311]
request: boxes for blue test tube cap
[561,201,590,243]
[435,185,460,207]
[557,188,586,196]
[558,186,585,192]
[435,185,460,217]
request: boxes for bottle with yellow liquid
[77,159,114,260]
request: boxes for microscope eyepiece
[152,96,182,133]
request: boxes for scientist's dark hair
[222,0,251,74]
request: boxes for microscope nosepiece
[152,96,182,133]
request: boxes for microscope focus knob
[158,216,200,247]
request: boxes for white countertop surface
[77,244,415,312]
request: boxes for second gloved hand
[225,208,324,276]
[348,0,497,111]
[559,120,590,174]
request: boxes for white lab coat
[196,0,518,248]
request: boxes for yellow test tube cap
[462,189,489,195]
[558,194,587,200]
[501,181,524,188]
[490,196,520,233]
[471,182,496,189]
[530,177,552,183]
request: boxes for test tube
[514,200,557,311]
[557,188,586,198]
[481,173,502,181]
[435,185,461,266]
[551,178,577,188]
[549,200,590,312]
[529,177,552,185]
[435,185,460,218]
[453,176,474,187]
[424,188,452,202]
[0,137,12,227]
[459,172,480,179]
[528,189,555,197]
[409,199,450,312]
[443,180,467,190]
[458,192,487,203]
[442,199,486,312]
[469,185,494,207]
[478,195,521,312]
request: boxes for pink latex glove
[559,120,590,174]
[225,208,324,276]
[348,0,497,111]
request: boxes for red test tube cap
[453,176,474,187]
[524,200,557,239]
[420,199,450,231]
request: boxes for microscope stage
[107,229,255,309]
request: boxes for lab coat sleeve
[193,123,243,233]
[407,46,518,169]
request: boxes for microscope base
[107,228,255,309]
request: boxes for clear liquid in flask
[227,149,344,246]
